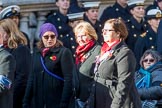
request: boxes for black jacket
[23,46,74,108]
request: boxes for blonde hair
[0,18,27,49]
[74,21,98,40]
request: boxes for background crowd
[0,0,162,108]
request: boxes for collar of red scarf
[75,39,95,65]
[41,47,50,57]
[101,40,120,56]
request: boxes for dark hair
[104,18,128,40]
[140,49,162,67]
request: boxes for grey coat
[77,43,101,101]
[94,41,142,108]
[0,47,16,108]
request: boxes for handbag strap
[40,56,64,81]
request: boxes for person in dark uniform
[157,20,162,55]
[82,1,103,45]
[100,0,131,24]
[125,0,147,52]
[134,8,162,70]
[146,0,162,14]
[0,5,30,48]
[67,1,84,58]
[45,0,76,55]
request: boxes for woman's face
[0,28,8,45]
[102,23,120,43]
[130,6,145,19]
[42,31,57,48]
[56,0,70,10]
[86,8,99,21]
[148,18,161,31]
[76,29,92,46]
[143,54,156,69]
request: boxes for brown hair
[36,39,63,49]
[0,18,27,49]
[104,18,128,40]
[74,21,98,40]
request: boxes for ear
[56,2,59,7]
[130,9,134,15]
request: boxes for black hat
[146,8,162,20]
[0,5,20,20]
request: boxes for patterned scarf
[75,40,95,65]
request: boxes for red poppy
[50,56,57,61]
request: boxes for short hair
[140,49,162,67]
[104,18,128,40]
[74,21,98,40]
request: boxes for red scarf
[101,40,120,56]
[41,47,50,57]
[75,40,95,65]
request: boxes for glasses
[143,59,155,63]
[43,35,56,40]
[102,29,115,32]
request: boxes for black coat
[134,27,157,70]
[23,46,74,108]
[125,17,147,51]
[157,20,162,55]
[100,2,131,24]
[5,44,31,108]
[45,11,76,54]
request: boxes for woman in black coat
[135,49,162,107]
[23,23,74,108]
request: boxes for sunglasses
[143,59,155,63]
[43,35,56,40]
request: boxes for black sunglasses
[43,35,56,40]
[143,59,155,63]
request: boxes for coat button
[151,46,154,49]
[57,18,60,21]
[149,37,152,40]
[72,46,75,49]
[59,26,62,29]
[131,25,134,29]
[60,35,63,38]
[70,37,73,40]
[133,34,137,37]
